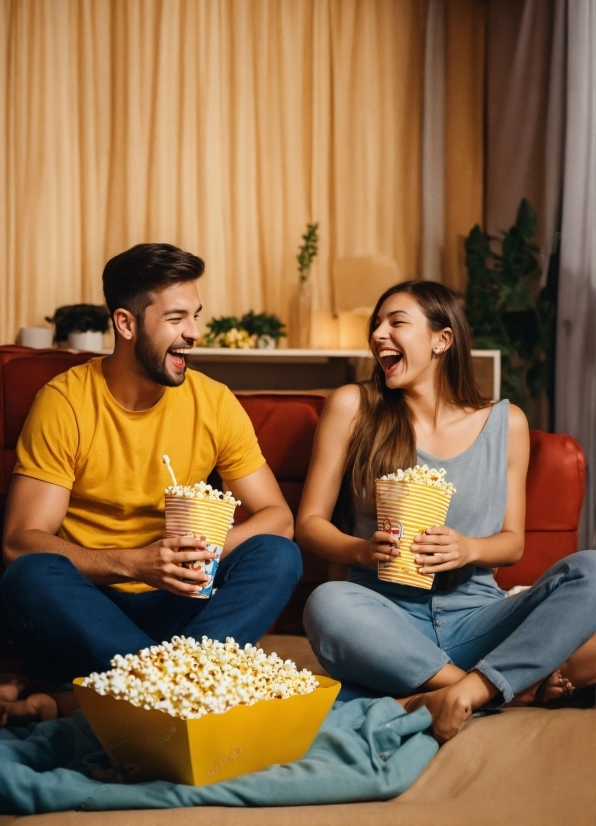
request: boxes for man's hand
[128,535,217,596]
[354,530,401,568]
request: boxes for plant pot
[68,331,104,352]
[256,335,277,350]
[289,281,312,348]
[18,327,54,349]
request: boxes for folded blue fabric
[0,698,438,814]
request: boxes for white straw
[162,454,178,487]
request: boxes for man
[0,243,302,694]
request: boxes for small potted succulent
[239,311,287,349]
[45,304,111,351]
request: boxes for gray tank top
[349,399,509,595]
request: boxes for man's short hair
[102,243,205,321]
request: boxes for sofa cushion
[236,394,326,481]
[525,430,585,531]
[0,348,95,499]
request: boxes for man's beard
[134,322,187,387]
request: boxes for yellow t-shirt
[14,358,265,592]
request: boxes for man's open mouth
[167,347,192,370]
[378,349,404,373]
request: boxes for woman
[297,281,595,742]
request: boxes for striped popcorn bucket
[165,496,237,598]
[375,479,453,590]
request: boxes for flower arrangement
[202,312,286,349]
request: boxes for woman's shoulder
[318,384,362,436]
[505,401,529,434]
[324,383,361,417]
[504,401,530,464]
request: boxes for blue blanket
[0,698,437,814]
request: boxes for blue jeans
[0,534,302,680]
[304,551,596,706]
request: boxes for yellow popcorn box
[73,675,341,786]
[165,496,237,598]
[376,479,453,590]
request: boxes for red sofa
[0,345,586,664]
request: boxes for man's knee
[2,552,76,587]
[264,536,303,586]
[239,534,303,587]
[0,554,77,607]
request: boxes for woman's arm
[412,404,530,573]
[295,385,401,567]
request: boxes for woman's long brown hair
[334,281,492,537]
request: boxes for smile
[378,348,403,373]
[167,347,192,370]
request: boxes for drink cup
[165,496,237,598]
[376,479,453,590]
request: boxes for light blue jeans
[304,551,596,706]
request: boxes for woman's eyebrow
[387,309,410,318]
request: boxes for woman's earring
[433,347,444,355]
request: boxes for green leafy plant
[203,312,287,348]
[202,315,241,346]
[45,304,111,343]
[240,311,287,340]
[464,199,555,413]
[297,222,319,283]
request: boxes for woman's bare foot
[507,670,575,707]
[398,670,498,743]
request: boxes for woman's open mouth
[167,347,192,371]
[378,348,404,375]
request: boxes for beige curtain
[0,0,428,344]
[485,0,564,252]
[420,0,485,293]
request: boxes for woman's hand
[411,526,473,573]
[355,531,401,568]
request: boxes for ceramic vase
[289,280,312,348]
[19,327,54,349]
[68,331,104,351]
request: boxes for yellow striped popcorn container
[376,479,453,590]
[165,495,237,598]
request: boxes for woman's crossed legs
[304,551,596,741]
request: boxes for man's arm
[2,475,215,596]
[222,464,294,555]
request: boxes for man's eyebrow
[161,304,203,317]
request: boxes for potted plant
[45,304,111,351]
[239,311,287,349]
[464,199,555,423]
[290,222,319,348]
[202,316,256,349]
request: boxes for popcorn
[82,636,318,719]
[379,464,456,494]
[165,481,240,505]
